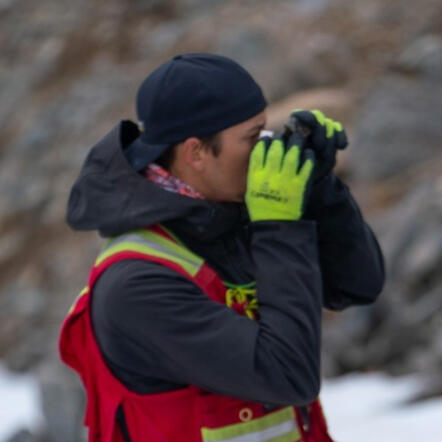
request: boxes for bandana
[145,163,205,200]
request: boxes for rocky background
[1,0,441,440]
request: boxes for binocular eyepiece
[258,116,311,151]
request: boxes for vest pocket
[199,394,265,428]
[198,394,301,442]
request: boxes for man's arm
[305,174,385,310]
[283,110,385,310]
[92,220,322,406]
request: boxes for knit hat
[125,53,267,171]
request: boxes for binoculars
[259,115,311,149]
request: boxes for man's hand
[284,109,348,183]
[245,137,315,222]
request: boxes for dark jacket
[67,120,384,407]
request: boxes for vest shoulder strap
[97,225,203,275]
[87,224,226,304]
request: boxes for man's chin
[232,189,246,203]
[216,193,245,204]
[209,186,246,203]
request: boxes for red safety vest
[59,225,334,442]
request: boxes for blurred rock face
[0,0,441,440]
[349,34,442,180]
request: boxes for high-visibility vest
[59,224,334,442]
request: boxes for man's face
[199,111,267,202]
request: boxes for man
[59,53,384,441]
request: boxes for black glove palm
[283,109,348,183]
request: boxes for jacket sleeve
[91,220,322,406]
[305,174,385,310]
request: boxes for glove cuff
[304,173,334,219]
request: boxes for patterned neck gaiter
[145,163,205,200]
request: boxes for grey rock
[287,34,352,91]
[290,0,333,15]
[373,181,432,279]
[0,231,25,264]
[1,0,442,439]
[142,21,188,56]
[0,70,34,135]
[322,172,442,377]
[129,0,176,14]
[37,360,87,442]
[215,27,272,70]
[5,326,48,372]
[0,0,14,13]
[0,72,131,217]
[401,231,442,286]
[6,429,36,442]
[393,34,442,78]
[179,0,227,11]
[0,269,48,368]
[349,73,442,180]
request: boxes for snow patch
[1,365,441,442]
[0,363,45,441]
[321,372,442,442]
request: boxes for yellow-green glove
[245,138,315,222]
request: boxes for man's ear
[181,137,206,171]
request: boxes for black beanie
[125,53,267,171]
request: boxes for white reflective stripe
[203,419,297,442]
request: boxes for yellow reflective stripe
[95,241,201,276]
[139,229,204,266]
[201,406,300,442]
[103,229,203,267]
[95,229,204,277]
[130,229,188,256]
[67,286,89,315]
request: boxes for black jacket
[67,120,384,408]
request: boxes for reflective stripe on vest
[67,286,88,315]
[96,228,204,277]
[201,406,301,442]
[61,225,332,441]
[95,228,259,318]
